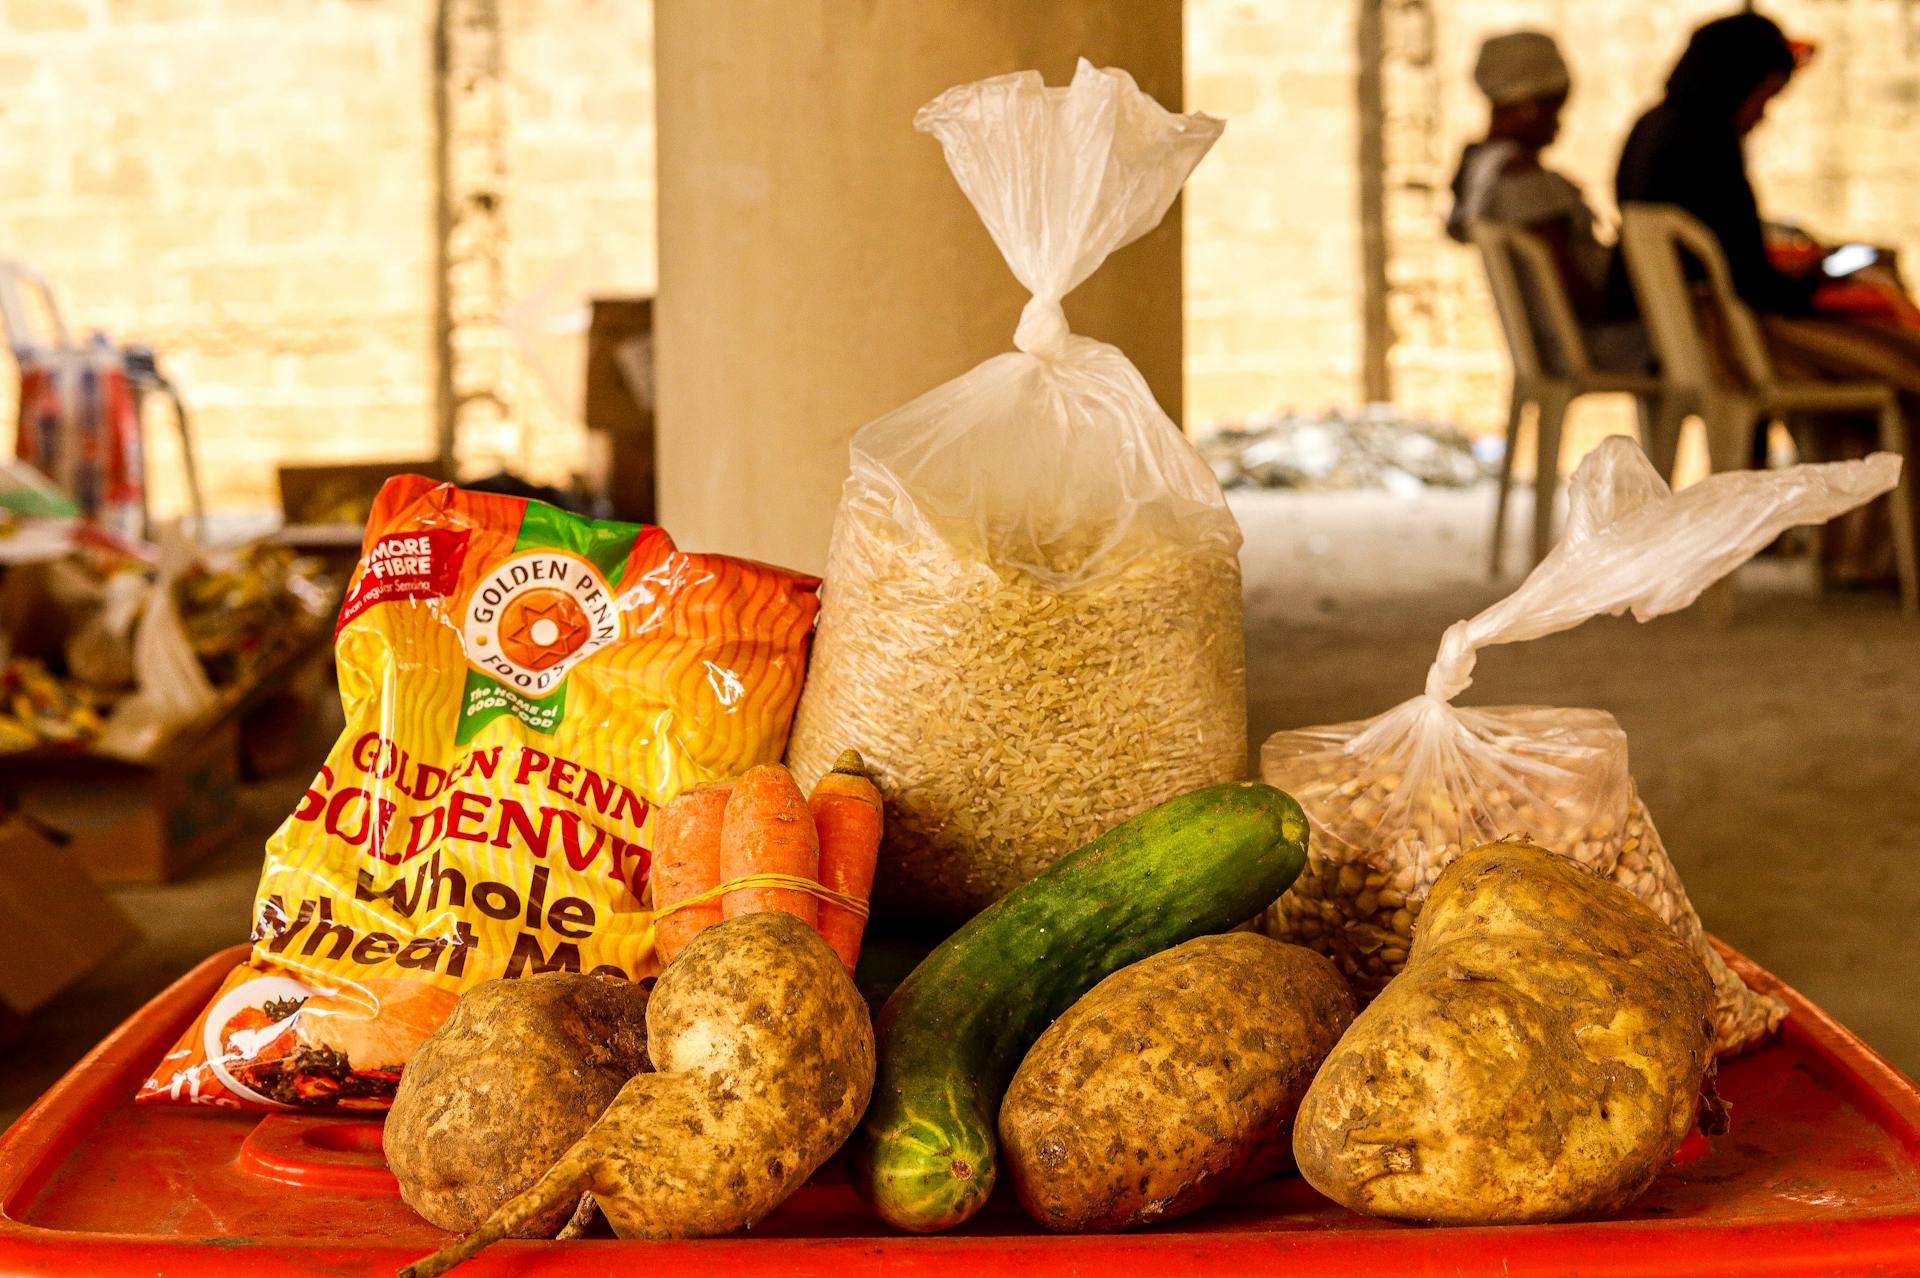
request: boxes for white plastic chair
[1470,221,1677,577]
[1619,203,1918,614]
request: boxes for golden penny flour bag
[141,476,819,1108]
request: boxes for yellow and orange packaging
[139,476,819,1108]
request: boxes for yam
[385,972,651,1236]
[400,911,874,1276]
[1292,839,1714,1224]
[1000,933,1353,1231]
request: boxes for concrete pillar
[654,0,1186,573]
[1356,0,1392,407]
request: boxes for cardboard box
[276,459,447,565]
[0,560,80,665]
[0,581,326,881]
[276,459,446,527]
[10,719,242,883]
[0,820,139,1019]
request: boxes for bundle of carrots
[652,750,883,971]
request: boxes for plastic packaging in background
[13,334,145,542]
[87,573,214,761]
[92,526,217,762]
[61,569,144,689]
[0,458,78,523]
[787,62,1246,921]
[1262,438,1901,1055]
[140,476,820,1108]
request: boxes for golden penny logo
[463,552,620,695]
[499,588,592,672]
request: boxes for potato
[385,972,651,1236]
[1293,839,1714,1225]
[401,912,875,1277]
[1000,933,1354,1232]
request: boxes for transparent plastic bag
[63,567,144,689]
[94,527,218,762]
[787,62,1245,921]
[1262,437,1901,1054]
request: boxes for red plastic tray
[4,943,1920,1277]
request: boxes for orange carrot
[719,764,819,927]
[652,781,732,964]
[809,749,884,972]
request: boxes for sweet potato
[384,972,651,1236]
[399,911,874,1276]
[1292,839,1714,1224]
[1000,933,1353,1231]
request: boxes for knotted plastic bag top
[1320,436,1904,854]
[846,60,1234,588]
[917,58,1220,361]
[1424,437,1902,702]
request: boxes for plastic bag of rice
[1262,438,1901,1055]
[786,63,1245,921]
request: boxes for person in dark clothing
[1608,9,1920,592]
[1606,11,1809,320]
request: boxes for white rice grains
[787,508,1248,921]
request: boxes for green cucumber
[847,780,1309,1233]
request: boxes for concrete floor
[3,483,1916,1127]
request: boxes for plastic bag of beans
[1261,438,1902,1055]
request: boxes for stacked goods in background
[0,527,337,881]
[0,539,332,759]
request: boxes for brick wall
[484,0,655,487]
[1185,0,1362,424]
[0,0,437,516]
[2,1,1914,511]
[0,0,652,517]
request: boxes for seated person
[1607,12,1811,318]
[1609,9,1920,590]
[1447,31,1646,373]
[1611,11,1919,330]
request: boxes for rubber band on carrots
[653,873,871,921]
